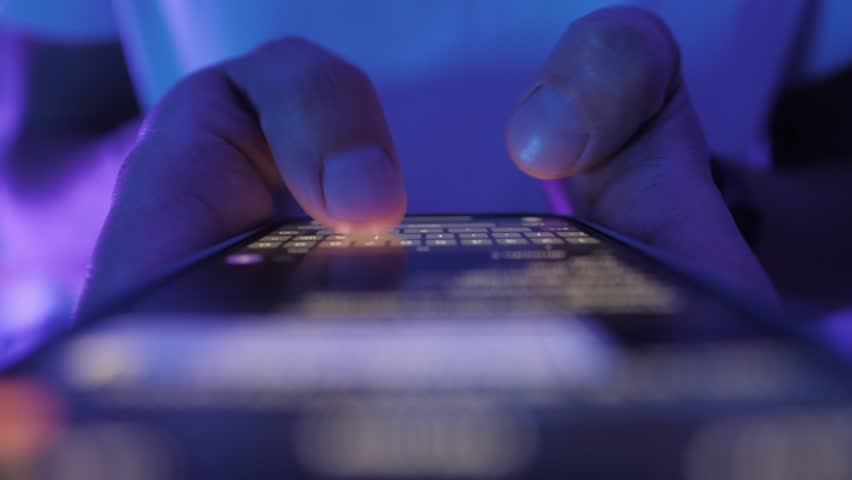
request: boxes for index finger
[223,38,406,233]
[81,39,405,312]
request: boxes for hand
[81,8,778,315]
[506,7,778,301]
[81,38,406,311]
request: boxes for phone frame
[6,213,841,372]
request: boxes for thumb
[506,7,778,302]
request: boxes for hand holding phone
[81,7,773,317]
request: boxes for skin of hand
[506,7,778,302]
[79,7,778,316]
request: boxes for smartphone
[7,214,852,479]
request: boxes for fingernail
[507,85,589,178]
[322,144,405,224]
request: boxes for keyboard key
[361,234,396,241]
[531,238,564,245]
[247,241,281,249]
[426,239,457,246]
[496,238,529,245]
[397,234,422,240]
[491,227,531,232]
[491,232,522,238]
[275,230,299,236]
[523,232,555,238]
[461,239,493,246]
[317,240,350,248]
[457,233,489,239]
[285,241,316,248]
[542,226,580,232]
[425,233,456,239]
[557,231,589,238]
[403,228,444,234]
[399,224,443,229]
[294,235,323,241]
[447,227,488,233]
[399,240,421,247]
[286,248,311,255]
[260,235,291,242]
[441,223,496,228]
[565,237,600,244]
[355,240,387,248]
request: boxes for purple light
[541,179,573,215]
[0,271,73,368]
[0,28,24,148]
[0,272,68,332]
[1,146,123,301]
[819,309,852,357]
[225,253,263,265]
[1,125,133,349]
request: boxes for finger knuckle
[567,7,681,97]
[252,36,372,103]
[579,7,677,51]
[576,19,649,66]
[151,68,248,132]
[149,69,224,124]
[257,37,366,83]
[254,35,320,58]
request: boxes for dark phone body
[11,214,852,479]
